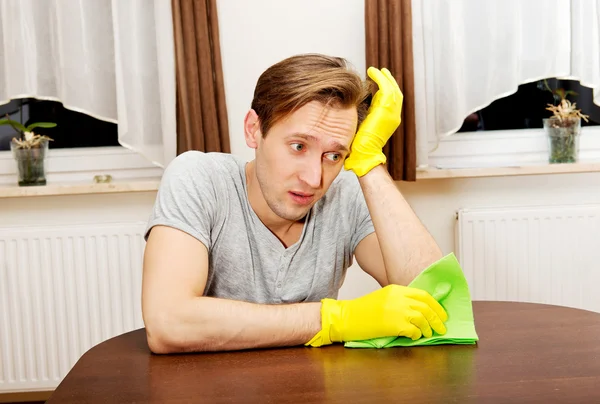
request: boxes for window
[0,98,119,151]
[420,76,600,169]
[425,78,600,169]
[457,79,600,133]
[411,1,600,170]
[0,98,162,186]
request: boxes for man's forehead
[287,102,357,138]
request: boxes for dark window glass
[0,98,119,151]
[458,79,600,133]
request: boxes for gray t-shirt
[145,151,374,304]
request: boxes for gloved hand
[305,284,448,347]
[344,66,403,177]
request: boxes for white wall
[0,192,157,227]
[217,0,366,162]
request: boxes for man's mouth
[289,191,315,205]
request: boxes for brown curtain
[365,0,416,181]
[172,0,230,154]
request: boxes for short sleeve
[145,151,219,248]
[350,179,375,253]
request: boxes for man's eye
[291,143,304,152]
[324,153,341,162]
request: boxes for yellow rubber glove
[344,67,403,177]
[305,284,448,347]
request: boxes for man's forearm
[359,165,443,285]
[146,297,322,353]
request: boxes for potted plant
[543,83,589,164]
[0,115,57,186]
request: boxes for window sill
[417,160,600,180]
[0,178,160,199]
[0,146,163,186]
[420,126,600,179]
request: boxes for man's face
[248,101,358,222]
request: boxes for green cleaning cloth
[344,253,478,348]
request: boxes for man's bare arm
[355,165,443,286]
[142,225,321,353]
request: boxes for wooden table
[46,301,600,403]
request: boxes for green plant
[0,114,57,149]
[545,99,589,123]
[542,79,589,124]
[542,79,578,102]
[541,80,588,163]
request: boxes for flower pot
[543,117,581,164]
[10,139,49,186]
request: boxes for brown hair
[251,54,372,136]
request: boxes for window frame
[0,146,163,186]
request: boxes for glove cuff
[345,152,387,177]
[304,298,342,347]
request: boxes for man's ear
[244,109,262,149]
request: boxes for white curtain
[0,0,176,167]
[571,0,600,108]
[413,0,600,167]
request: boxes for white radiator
[0,222,147,393]
[456,204,600,313]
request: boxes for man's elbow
[145,331,176,354]
[143,310,187,354]
[143,307,216,354]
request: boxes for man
[142,54,447,353]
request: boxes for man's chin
[284,210,310,223]
[268,195,318,222]
[278,205,312,222]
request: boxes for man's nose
[299,155,322,189]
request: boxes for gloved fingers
[367,66,388,90]
[402,323,423,341]
[381,68,403,98]
[407,309,433,338]
[412,300,447,336]
[406,287,449,323]
[367,67,395,104]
